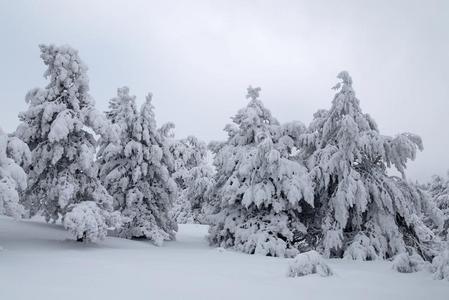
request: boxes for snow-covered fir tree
[208,86,314,257]
[16,45,119,242]
[298,71,442,260]
[0,127,30,219]
[166,132,215,224]
[98,87,139,209]
[98,88,178,245]
[427,173,449,238]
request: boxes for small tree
[298,71,442,260]
[0,127,30,219]
[427,173,449,238]
[98,87,140,209]
[208,86,314,257]
[167,133,215,224]
[16,45,119,242]
[98,88,177,245]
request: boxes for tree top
[246,85,261,101]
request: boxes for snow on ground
[0,216,447,300]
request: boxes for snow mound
[288,250,333,277]
[432,249,449,280]
[392,253,425,273]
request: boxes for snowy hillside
[0,216,447,300]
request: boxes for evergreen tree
[427,173,449,238]
[0,127,29,219]
[208,86,314,257]
[16,45,119,242]
[98,87,139,209]
[167,133,215,224]
[98,88,177,245]
[298,71,442,260]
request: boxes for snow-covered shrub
[343,233,379,261]
[0,128,29,219]
[16,45,118,241]
[431,248,449,280]
[208,86,314,257]
[219,213,309,258]
[64,201,121,242]
[392,252,425,273]
[166,133,214,224]
[298,71,442,260]
[288,250,333,277]
[98,87,178,245]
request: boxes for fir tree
[167,134,215,224]
[97,87,139,209]
[298,71,442,260]
[16,45,119,242]
[427,173,449,238]
[208,86,314,257]
[98,88,177,245]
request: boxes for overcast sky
[0,0,448,182]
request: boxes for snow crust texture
[2,217,449,300]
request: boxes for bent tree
[299,71,442,260]
[16,45,119,241]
